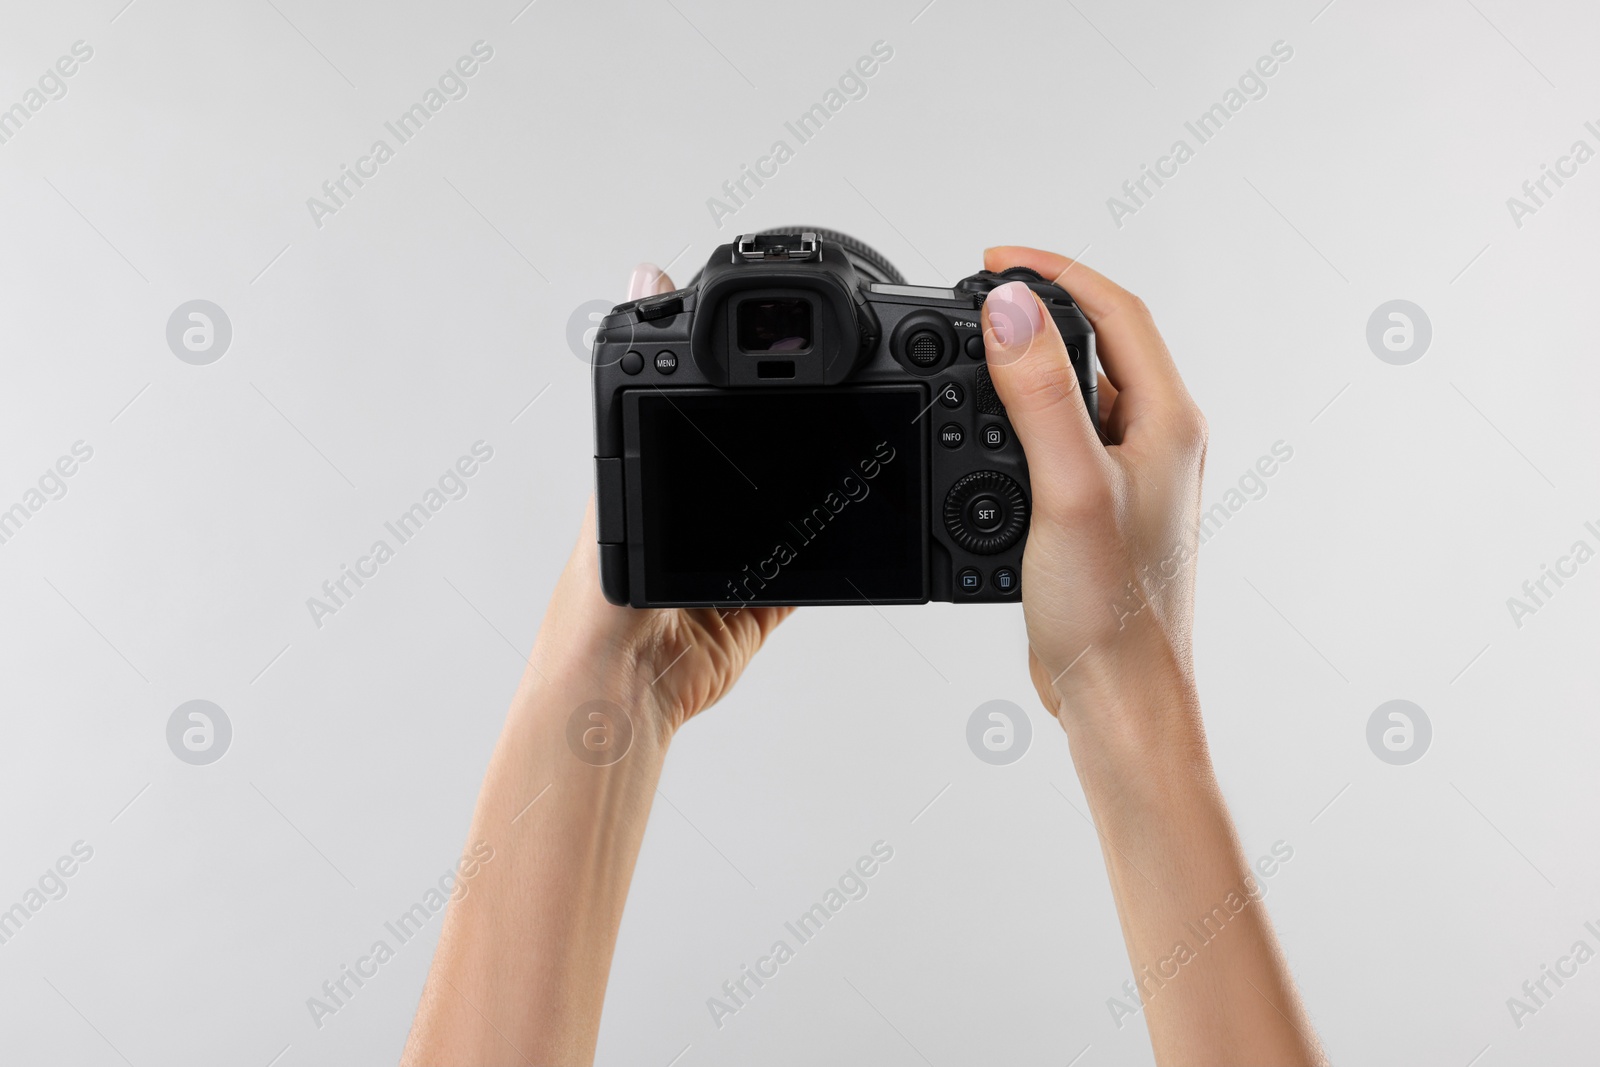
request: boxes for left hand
[529,263,793,742]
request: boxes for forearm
[1059,645,1323,1067]
[403,642,668,1066]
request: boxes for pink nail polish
[627,262,663,301]
[986,281,1042,348]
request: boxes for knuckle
[1038,472,1116,525]
[1175,405,1209,452]
[1146,400,1207,455]
[1102,283,1153,325]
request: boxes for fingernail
[986,281,1042,348]
[627,262,663,301]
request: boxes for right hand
[979,247,1209,733]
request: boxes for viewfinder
[737,298,812,353]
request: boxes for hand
[532,263,792,742]
[403,263,793,1067]
[979,247,1208,730]
[983,249,1325,1066]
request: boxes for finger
[981,281,1108,514]
[736,605,796,643]
[1096,371,1121,441]
[690,604,795,672]
[984,246,1192,421]
[627,262,677,301]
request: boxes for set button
[967,495,1004,533]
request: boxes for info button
[939,423,965,449]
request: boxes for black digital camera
[590,228,1097,607]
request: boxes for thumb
[981,281,1107,513]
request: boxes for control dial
[943,470,1029,554]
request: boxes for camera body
[591,229,1097,607]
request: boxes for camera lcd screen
[629,387,926,605]
[736,298,812,352]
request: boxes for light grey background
[2,0,1597,1063]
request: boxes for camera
[590,227,1098,607]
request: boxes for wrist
[1049,620,1195,713]
[1042,628,1216,820]
[506,615,676,769]
[518,567,685,746]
